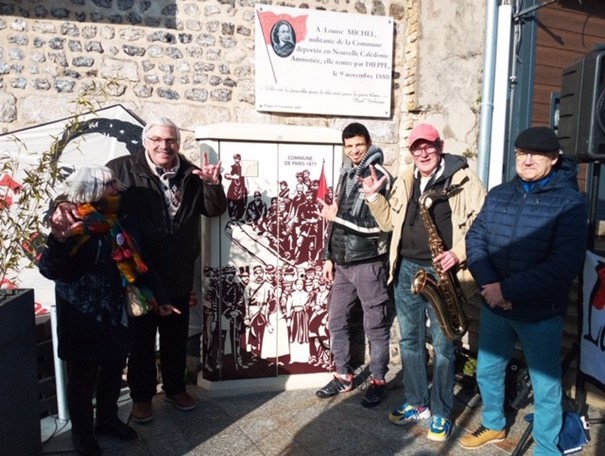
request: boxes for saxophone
[411,185,469,340]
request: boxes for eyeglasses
[410,144,438,157]
[146,137,179,146]
[104,179,118,189]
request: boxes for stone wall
[0,0,485,165]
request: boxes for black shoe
[96,419,138,440]
[315,374,353,398]
[72,432,101,456]
[361,378,387,408]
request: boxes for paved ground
[40,370,605,456]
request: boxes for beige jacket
[367,160,486,297]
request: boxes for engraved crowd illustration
[202,151,335,378]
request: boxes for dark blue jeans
[127,295,190,402]
[328,260,390,380]
[394,258,455,418]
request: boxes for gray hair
[142,117,181,143]
[64,166,123,204]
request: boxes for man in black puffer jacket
[315,122,392,408]
[461,127,587,455]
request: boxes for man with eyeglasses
[461,127,587,454]
[115,118,226,422]
[50,117,227,424]
[362,123,485,441]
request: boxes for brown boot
[164,391,196,411]
[131,401,154,423]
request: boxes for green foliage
[0,133,62,289]
[0,81,116,293]
[462,148,478,160]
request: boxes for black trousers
[127,295,190,402]
[66,358,125,435]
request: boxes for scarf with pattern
[70,196,148,284]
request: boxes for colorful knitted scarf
[69,196,148,283]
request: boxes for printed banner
[580,250,605,384]
[255,5,394,118]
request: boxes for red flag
[0,278,17,290]
[316,160,330,250]
[0,173,22,192]
[257,10,308,45]
[317,160,328,201]
[591,263,605,310]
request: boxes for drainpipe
[477,0,499,186]
[488,0,513,189]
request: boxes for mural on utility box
[200,140,340,380]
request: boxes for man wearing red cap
[362,123,485,441]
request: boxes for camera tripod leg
[511,421,533,456]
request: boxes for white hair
[64,166,122,204]
[142,117,181,143]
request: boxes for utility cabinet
[194,123,343,394]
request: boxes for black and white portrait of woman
[271,20,296,58]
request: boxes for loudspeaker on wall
[558,46,605,162]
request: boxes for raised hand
[192,152,221,184]
[360,164,387,196]
[49,202,83,242]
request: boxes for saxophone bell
[410,269,429,294]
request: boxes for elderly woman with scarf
[38,166,170,456]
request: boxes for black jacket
[107,151,227,299]
[38,212,167,361]
[323,146,391,265]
